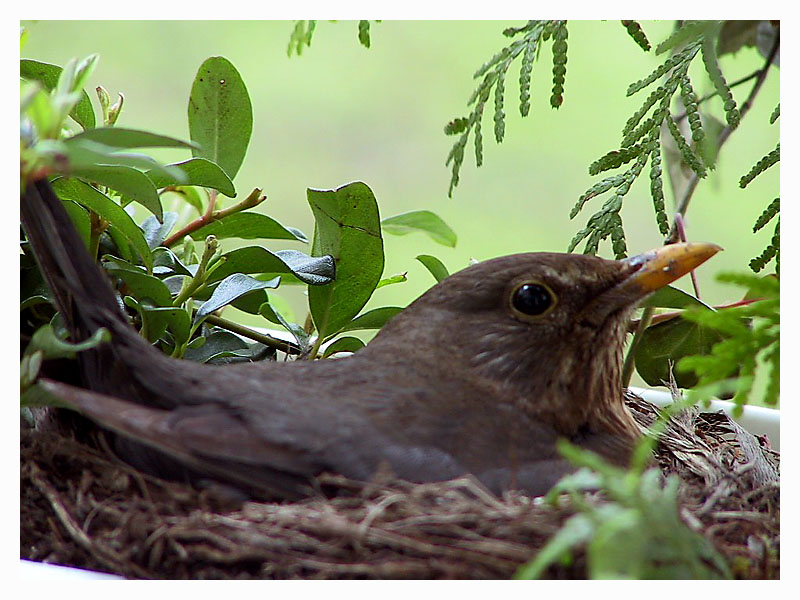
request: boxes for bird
[20,178,720,500]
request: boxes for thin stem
[162,188,265,248]
[674,69,760,123]
[674,213,701,298]
[621,308,653,387]
[627,296,767,332]
[203,314,301,355]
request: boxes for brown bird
[21,179,720,499]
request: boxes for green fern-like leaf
[627,41,700,96]
[623,86,666,137]
[550,21,568,108]
[519,35,538,117]
[444,117,469,136]
[679,74,705,143]
[701,23,741,128]
[654,20,713,55]
[287,20,316,56]
[588,144,646,176]
[680,272,779,411]
[649,140,669,235]
[750,219,779,274]
[665,116,707,178]
[571,174,627,219]
[740,144,780,188]
[494,64,508,142]
[753,198,779,233]
[769,103,780,124]
[621,20,651,51]
[358,20,372,48]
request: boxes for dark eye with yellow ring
[510,282,556,317]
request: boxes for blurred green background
[21,20,779,353]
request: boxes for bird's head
[369,243,721,441]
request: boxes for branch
[162,188,265,248]
[203,314,302,356]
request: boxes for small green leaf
[188,56,253,180]
[141,213,179,250]
[25,323,110,361]
[381,210,457,247]
[195,274,280,321]
[640,286,712,310]
[184,331,253,364]
[634,315,727,388]
[104,261,173,306]
[188,212,307,243]
[20,59,96,129]
[308,182,385,341]
[207,247,334,285]
[146,158,236,197]
[377,273,408,288]
[50,178,152,270]
[71,164,163,221]
[416,255,449,283]
[322,336,366,358]
[338,306,402,337]
[67,127,198,150]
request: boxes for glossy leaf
[634,315,726,388]
[308,182,384,340]
[188,57,253,180]
[416,254,449,283]
[104,262,173,306]
[188,212,307,243]
[322,336,366,358]
[124,297,191,346]
[146,158,236,197]
[141,212,179,250]
[640,285,712,310]
[381,210,457,247]
[72,164,163,221]
[68,127,198,150]
[50,178,152,270]
[195,274,281,321]
[20,59,96,129]
[207,247,334,285]
[183,331,262,364]
[152,246,193,277]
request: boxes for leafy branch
[444,20,568,197]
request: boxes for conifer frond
[648,140,669,235]
[550,22,568,108]
[446,20,571,196]
[665,116,707,178]
[287,20,317,56]
[740,143,780,188]
[701,22,740,128]
[621,20,651,51]
[753,198,779,233]
[750,218,779,274]
[358,20,372,48]
[769,103,780,124]
[654,20,714,56]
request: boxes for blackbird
[21,179,720,499]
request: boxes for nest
[20,397,779,579]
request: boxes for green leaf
[61,200,91,249]
[146,158,236,197]
[188,56,253,180]
[104,261,173,306]
[381,210,457,247]
[307,182,385,340]
[25,323,110,361]
[67,127,198,150]
[322,336,366,358]
[141,213,179,250]
[377,273,408,288]
[183,331,254,364]
[152,246,193,277]
[195,274,280,321]
[50,178,152,270]
[634,314,727,388]
[338,306,402,336]
[20,59,96,129]
[207,247,334,286]
[515,514,595,579]
[640,285,712,310]
[416,254,449,283]
[188,212,307,243]
[123,296,190,345]
[71,164,163,221]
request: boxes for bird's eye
[509,281,556,319]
